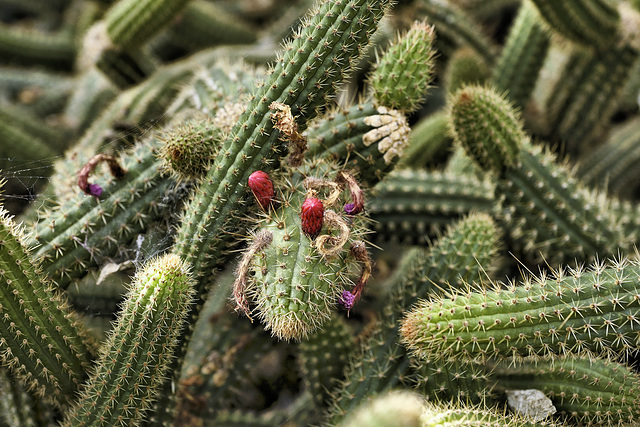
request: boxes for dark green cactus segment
[164,1,257,51]
[369,20,436,113]
[368,169,495,243]
[499,145,629,264]
[0,368,53,427]
[529,0,620,48]
[298,314,355,406]
[62,254,194,427]
[32,138,178,289]
[105,0,191,49]
[449,85,524,172]
[416,0,497,66]
[491,355,640,426]
[401,257,640,363]
[173,0,391,282]
[491,1,550,107]
[577,117,640,198]
[543,44,638,151]
[94,47,157,89]
[326,213,501,424]
[0,208,95,408]
[0,23,75,70]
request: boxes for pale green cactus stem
[326,213,502,424]
[401,256,640,363]
[342,390,425,427]
[420,401,559,426]
[61,254,194,427]
[491,354,640,425]
[0,206,96,409]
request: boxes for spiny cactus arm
[400,256,640,363]
[444,46,491,94]
[0,207,96,408]
[491,355,640,426]
[94,47,157,90]
[491,0,550,108]
[369,20,436,114]
[307,102,411,185]
[450,85,630,263]
[62,254,194,427]
[172,0,391,284]
[326,213,502,424]
[0,368,51,427]
[529,0,620,48]
[104,0,192,50]
[368,169,495,243]
[32,139,178,289]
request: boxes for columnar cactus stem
[62,254,194,427]
[401,256,640,363]
[0,207,96,408]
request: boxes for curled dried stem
[315,210,350,258]
[339,240,372,312]
[335,170,365,215]
[269,101,307,167]
[77,154,126,198]
[303,177,341,208]
[232,230,273,319]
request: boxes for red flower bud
[300,197,324,238]
[248,170,275,209]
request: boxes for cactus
[4,0,640,425]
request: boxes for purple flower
[88,183,103,198]
[339,290,356,310]
[344,201,364,215]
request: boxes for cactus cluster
[2,0,640,425]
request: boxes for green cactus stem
[491,0,550,108]
[235,165,370,340]
[444,47,491,95]
[397,111,451,169]
[529,0,620,48]
[368,169,495,243]
[491,355,640,425]
[369,20,436,114]
[326,213,502,424]
[420,401,557,426]
[401,256,640,363]
[0,206,96,408]
[416,0,497,66]
[172,0,391,288]
[61,254,194,427]
[0,23,75,70]
[450,84,630,264]
[104,0,191,50]
[32,137,179,289]
[0,368,52,427]
[94,47,157,89]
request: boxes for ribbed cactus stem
[529,0,620,48]
[104,0,192,49]
[62,254,194,426]
[449,85,524,172]
[401,257,640,363]
[369,20,436,113]
[0,207,96,408]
